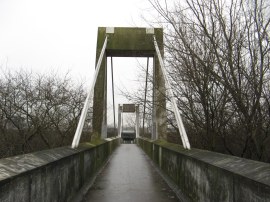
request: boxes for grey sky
[0,0,157,126]
[0,0,152,81]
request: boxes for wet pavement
[83,144,181,202]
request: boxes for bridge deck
[83,144,180,202]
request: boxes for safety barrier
[138,137,270,202]
[0,137,120,202]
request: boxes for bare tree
[0,68,87,157]
[140,0,270,162]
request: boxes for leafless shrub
[0,68,87,157]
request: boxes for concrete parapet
[0,138,120,202]
[137,137,270,202]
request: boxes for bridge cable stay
[71,36,108,148]
[142,57,149,137]
[111,57,117,137]
[153,35,191,150]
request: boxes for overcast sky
[0,0,153,79]
[0,0,158,126]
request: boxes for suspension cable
[142,57,149,137]
[111,57,116,136]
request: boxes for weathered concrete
[0,138,120,202]
[138,138,270,202]
[92,27,167,140]
[83,144,181,202]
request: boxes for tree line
[146,0,270,162]
[0,69,87,157]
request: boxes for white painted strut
[71,36,108,148]
[153,36,191,149]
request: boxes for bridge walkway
[82,144,181,202]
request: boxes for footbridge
[0,27,269,202]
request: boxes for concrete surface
[138,138,270,202]
[83,144,181,202]
[0,138,120,202]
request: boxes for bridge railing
[0,137,120,202]
[137,137,270,202]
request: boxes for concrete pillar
[101,57,107,139]
[118,104,122,137]
[135,105,140,138]
[152,57,157,140]
[92,28,108,139]
[154,52,167,141]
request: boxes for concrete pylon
[135,105,140,138]
[117,104,122,137]
[92,27,166,140]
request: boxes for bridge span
[83,144,179,202]
[1,137,270,202]
[0,27,270,202]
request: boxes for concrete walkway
[83,144,180,202]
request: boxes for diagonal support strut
[71,36,108,148]
[153,35,191,150]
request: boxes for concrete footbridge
[0,27,269,202]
